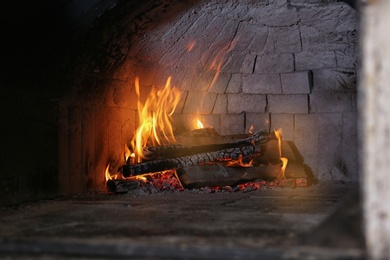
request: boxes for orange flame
[274,128,288,179]
[274,128,283,158]
[131,76,181,163]
[105,164,111,182]
[187,40,196,52]
[124,144,131,162]
[226,154,253,168]
[279,157,288,179]
[196,119,204,129]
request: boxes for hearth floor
[0,183,364,259]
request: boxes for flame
[124,144,131,162]
[197,119,204,129]
[274,128,283,158]
[187,40,196,52]
[249,124,254,134]
[131,76,181,163]
[105,164,111,182]
[279,157,288,179]
[226,154,253,168]
[274,128,288,179]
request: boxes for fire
[131,76,181,163]
[196,119,204,129]
[226,154,253,168]
[274,128,288,179]
[104,163,122,182]
[279,157,288,179]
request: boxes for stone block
[295,51,337,70]
[233,22,258,51]
[226,74,241,94]
[245,113,270,133]
[212,94,228,114]
[182,91,217,114]
[247,26,269,53]
[270,114,294,141]
[255,54,294,73]
[208,72,231,94]
[273,26,302,53]
[342,112,358,181]
[220,114,244,135]
[317,113,344,181]
[293,114,319,176]
[247,4,299,27]
[268,95,309,114]
[312,69,357,91]
[227,93,267,114]
[309,90,352,113]
[221,52,247,73]
[241,54,256,74]
[300,25,351,51]
[242,74,282,94]
[281,71,311,94]
[335,46,358,68]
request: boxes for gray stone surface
[270,114,294,141]
[244,113,270,133]
[182,92,217,114]
[242,74,282,94]
[313,69,356,91]
[281,71,311,94]
[268,95,309,114]
[309,90,352,113]
[0,184,363,259]
[255,54,294,73]
[220,114,244,135]
[295,51,337,70]
[227,93,267,114]
[212,94,228,114]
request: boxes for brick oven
[59,0,358,193]
[5,0,382,258]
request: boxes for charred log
[123,145,259,176]
[139,131,270,161]
[177,163,307,188]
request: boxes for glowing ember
[196,119,204,129]
[131,76,181,163]
[226,154,253,168]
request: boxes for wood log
[123,145,259,177]
[177,162,307,188]
[139,131,270,161]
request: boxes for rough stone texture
[268,95,309,114]
[245,113,270,133]
[255,54,294,73]
[281,71,311,94]
[342,112,358,181]
[312,69,356,91]
[220,114,244,135]
[228,94,267,114]
[360,1,390,258]
[212,94,228,114]
[242,74,282,94]
[309,91,352,113]
[182,92,217,114]
[270,114,294,141]
[295,51,337,70]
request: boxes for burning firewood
[138,131,270,161]
[176,162,307,188]
[122,145,259,176]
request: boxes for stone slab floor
[0,183,365,259]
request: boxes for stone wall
[60,0,358,192]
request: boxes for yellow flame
[124,144,131,162]
[274,128,283,158]
[249,124,254,134]
[131,76,181,163]
[105,164,111,182]
[279,157,288,179]
[197,119,204,129]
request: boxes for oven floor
[0,183,364,259]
